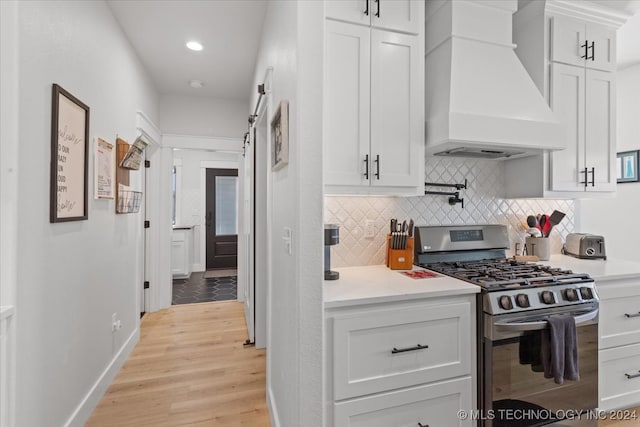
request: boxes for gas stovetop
[420,258,593,291]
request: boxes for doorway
[205,168,239,270]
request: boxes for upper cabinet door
[325,0,372,27]
[551,15,587,68]
[586,24,616,72]
[370,29,422,188]
[371,0,422,35]
[549,63,585,193]
[585,69,616,192]
[324,21,371,187]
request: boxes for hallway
[87,302,269,426]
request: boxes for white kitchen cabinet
[325,0,421,35]
[551,15,616,72]
[171,227,193,279]
[326,295,475,425]
[598,277,640,411]
[334,377,472,427]
[549,63,615,193]
[324,17,423,195]
[505,2,623,199]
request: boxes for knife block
[386,235,414,270]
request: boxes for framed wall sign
[271,100,289,171]
[50,84,90,222]
[617,150,639,184]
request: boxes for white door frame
[0,2,19,425]
[156,135,243,311]
[135,112,167,313]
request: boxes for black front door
[205,168,238,269]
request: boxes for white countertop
[324,265,479,309]
[539,254,640,282]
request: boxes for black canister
[324,224,340,280]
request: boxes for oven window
[490,324,598,427]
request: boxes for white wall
[159,94,248,138]
[173,149,240,271]
[15,1,158,425]
[576,64,640,262]
[250,1,324,426]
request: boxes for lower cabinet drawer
[332,301,472,400]
[600,343,640,411]
[600,293,640,349]
[334,376,473,426]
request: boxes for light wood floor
[87,301,270,427]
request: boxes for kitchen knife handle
[374,154,380,180]
[625,312,640,318]
[625,371,640,380]
[391,344,428,354]
[363,155,369,180]
[375,0,380,17]
[588,167,595,187]
[364,0,369,16]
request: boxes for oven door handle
[494,309,598,331]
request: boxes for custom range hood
[425,0,565,159]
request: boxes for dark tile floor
[172,271,237,305]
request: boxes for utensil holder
[386,235,414,270]
[525,236,551,261]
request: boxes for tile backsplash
[324,157,575,268]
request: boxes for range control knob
[516,294,530,308]
[580,287,594,300]
[541,291,555,305]
[564,288,580,302]
[499,295,514,310]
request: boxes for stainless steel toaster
[564,233,606,260]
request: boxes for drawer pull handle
[625,371,640,380]
[391,344,428,354]
[624,312,640,318]
[417,423,429,427]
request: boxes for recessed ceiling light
[186,41,203,51]
[188,79,205,88]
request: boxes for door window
[215,176,238,235]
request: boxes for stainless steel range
[414,224,599,427]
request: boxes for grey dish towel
[541,315,579,384]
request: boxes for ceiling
[108,0,639,101]
[107,0,267,101]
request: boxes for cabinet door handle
[588,167,595,186]
[374,154,380,180]
[417,424,429,427]
[375,0,380,17]
[589,41,595,61]
[581,41,589,59]
[364,0,369,16]
[391,343,428,354]
[625,371,640,379]
[579,167,588,187]
[625,312,640,318]
[363,154,369,180]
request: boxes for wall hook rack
[424,179,467,208]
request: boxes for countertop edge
[324,286,479,309]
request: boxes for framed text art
[50,84,90,222]
[271,100,289,171]
[617,150,639,184]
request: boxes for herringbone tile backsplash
[324,157,575,268]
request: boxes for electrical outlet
[364,220,375,239]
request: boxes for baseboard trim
[267,386,281,427]
[63,327,140,427]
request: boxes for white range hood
[425,0,566,159]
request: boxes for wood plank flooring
[87,301,269,427]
